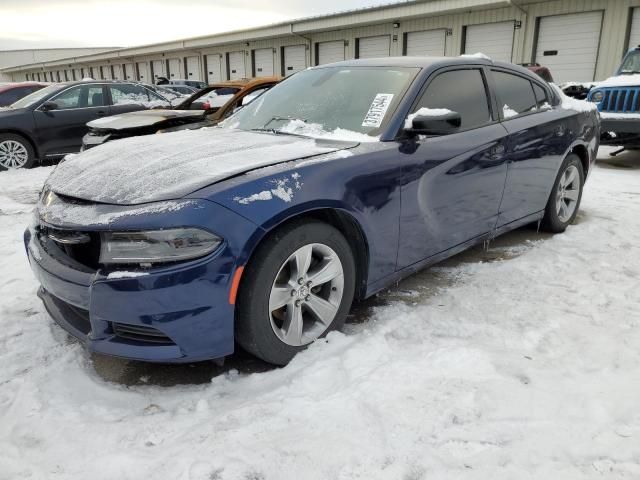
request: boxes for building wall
[5,0,640,83]
[0,48,117,81]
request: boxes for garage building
[3,0,640,85]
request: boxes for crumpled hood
[46,128,354,205]
[87,109,205,131]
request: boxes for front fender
[193,147,404,288]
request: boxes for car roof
[312,56,545,83]
[0,82,46,92]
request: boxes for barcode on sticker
[362,93,395,128]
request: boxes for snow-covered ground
[1,148,640,479]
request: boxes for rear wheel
[0,134,36,170]
[541,154,584,233]
[236,221,356,365]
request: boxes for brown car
[82,76,281,149]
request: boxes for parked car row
[24,56,599,366]
[0,78,278,169]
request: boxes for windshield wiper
[249,128,308,138]
[263,115,308,129]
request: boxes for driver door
[33,84,110,156]
[398,67,510,268]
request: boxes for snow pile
[404,108,453,129]
[503,104,519,118]
[550,83,597,113]
[1,149,640,478]
[279,119,379,142]
[234,173,303,205]
[45,128,341,205]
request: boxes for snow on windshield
[278,119,380,142]
[112,93,169,108]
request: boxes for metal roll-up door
[168,58,182,79]
[464,21,514,62]
[186,56,201,81]
[206,55,222,83]
[73,68,82,81]
[112,65,122,80]
[357,35,391,58]
[629,8,640,49]
[123,63,135,80]
[228,51,246,80]
[137,62,149,82]
[405,29,447,56]
[317,41,345,65]
[253,48,274,76]
[152,60,165,81]
[101,66,112,80]
[535,11,603,83]
[283,45,307,76]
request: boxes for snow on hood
[45,128,353,205]
[594,74,640,89]
[88,110,205,130]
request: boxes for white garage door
[206,55,222,83]
[228,51,246,80]
[137,62,149,82]
[73,68,82,81]
[283,45,307,76]
[101,66,112,80]
[629,8,640,49]
[358,35,391,58]
[112,64,123,80]
[253,48,274,76]
[405,29,447,56]
[535,11,603,83]
[123,63,135,81]
[317,41,345,65]
[186,56,201,81]
[152,60,165,81]
[168,58,182,79]
[465,21,514,62]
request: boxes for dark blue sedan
[25,57,599,365]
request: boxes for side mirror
[406,111,461,135]
[40,101,58,112]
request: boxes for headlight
[100,228,222,265]
[590,91,604,103]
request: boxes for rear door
[108,83,171,114]
[398,67,509,267]
[489,69,567,226]
[33,84,110,155]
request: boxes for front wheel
[0,134,36,170]
[236,221,356,366]
[541,154,584,233]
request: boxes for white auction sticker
[362,93,395,128]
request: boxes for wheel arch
[0,129,39,159]
[239,207,371,301]
[569,143,590,178]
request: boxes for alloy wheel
[0,140,29,169]
[269,243,344,346]
[556,164,581,223]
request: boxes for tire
[236,220,356,366]
[541,154,585,233]
[0,134,36,170]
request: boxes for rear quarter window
[492,71,538,119]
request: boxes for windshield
[222,66,419,140]
[10,84,63,109]
[620,51,640,74]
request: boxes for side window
[86,86,106,107]
[51,86,83,109]
[412,69,492,131]
[492,71,537,119]
[532,83,550,109]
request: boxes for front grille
[37,225,101,270]
[599,88,640,113]
[112,323,175,345]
